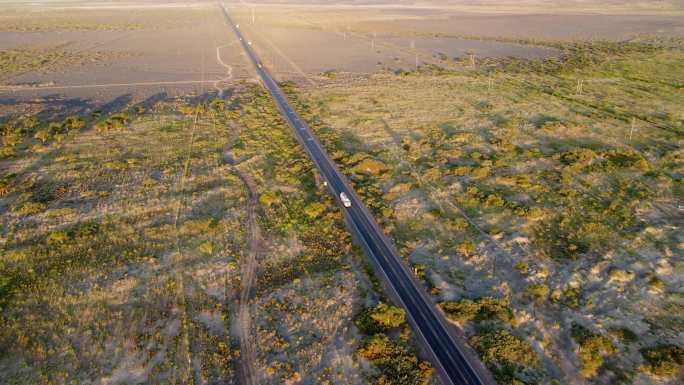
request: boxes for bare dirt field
[3,0,683,113]
[0,3,252,115]
[227,1,684,83]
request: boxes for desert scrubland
[1,1,682,385]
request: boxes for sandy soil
[226,3,682,83]
[354,14,684,40]
[3,1,682,107]
[0,4,252,112]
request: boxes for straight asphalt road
[219,4,494,385]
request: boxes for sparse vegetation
[292,33,683,385]
[571,322,617,378]
[2,3,683,385]
[357,303,407,334]
[359,334,433,385]
[525,283,550,303]
[0,85,378,384]
[639,344,684,378]
[0,48,122,81]
[439,297,514,326]
[469,327,539,384]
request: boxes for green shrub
[439,297,514,325]
[95,121,111,131]
[604,149,649,171]
[2,130,22,148]
[96,113,129,131]
[449,218,469,231]
[526,284,550,302]
[471,166,492,179]
[554,148,598,166]
[33,129,51,143]
[63,116,85,130]
[440,299,481,324]
[1,146,16,158]
[513,261,528,274]
[356,303,406,334]
[46,207,77,218]
[48,122,62,132]
[359,334,433,385]
[412,264,427,280]
[321,70,338,79]
[72,222,100,238]
[260,191,280,207]
[47,230,70,245]
[199,242,214,255]
[181,218,218,235]
[608,267,635,283]
[456,240,476,256]
[560,287,581,309]
[370,303,406,329]
[639,344,684,378]
[0,173,16,196]
[110,112,129,127]
[469,328,539,384]
[211,99,225,111]
[15,201,46,216]
[303,202,326,218]
[571,322,616,378]
[21,117,39,129]
[485,194,505,208]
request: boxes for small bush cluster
[354,303,433,384]
[639,344,684,378]
[456,239,476,256]
[95,112,129,131]
[439,297,514,326]
[359,334,433,385]
[469,327,540,384]
[532,178,650,260]
[440,297,538,383]
[0,173,16,196]
[571,322,616,378]
[356,303,406,334]
[463,185,530,217]
[525,283,550,303]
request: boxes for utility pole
[629,117,636,141]
[251,7,255,24]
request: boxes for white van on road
[340,192,352,208]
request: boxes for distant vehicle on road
[340,192,352,207]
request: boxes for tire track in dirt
[214,43,236,97]
[222,119,260,385]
